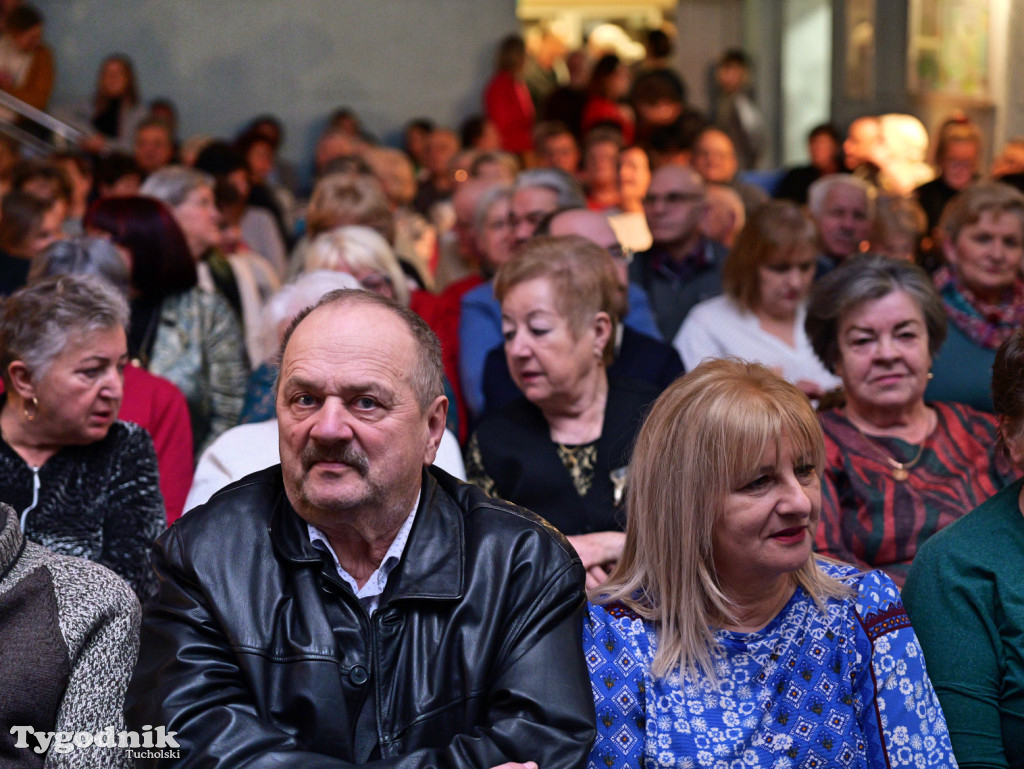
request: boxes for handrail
[0,119,55,156]
[0,88,81,143]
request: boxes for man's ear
[7,361,35,402]
[422,394,449,466]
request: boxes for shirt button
[349,665,369,686]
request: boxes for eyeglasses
[608,244,633,265]
[643,191,704,207]
[486,217,512,232]
[508,210,550,230]
[359,273,393,294]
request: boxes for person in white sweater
[674,200,840,398]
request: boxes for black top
[0,249,30,297]
[0,418,165,599]
[467,377,659,536]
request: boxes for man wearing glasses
[629,164,727,340]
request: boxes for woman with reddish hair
[84,196,248,454]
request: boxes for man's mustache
[301,443,370,475]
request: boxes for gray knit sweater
[0,505,140,768]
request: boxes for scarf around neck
[933,265,1024,350]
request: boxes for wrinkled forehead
[282,301,414,367]
[824,184,867,210]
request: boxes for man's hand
[489,763,538,769]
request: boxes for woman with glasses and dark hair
[674,199,839,399]
[904,327,1024,765]
[84,196,248,455]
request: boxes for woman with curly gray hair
[0,274,165,599]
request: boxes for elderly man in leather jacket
[126,290,595,768]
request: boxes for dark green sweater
[904,478,1024,768]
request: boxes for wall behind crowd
[39,0,517,180]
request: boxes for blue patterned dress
[585,563,957,768]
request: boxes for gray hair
[513,168,586,209]
[140,165,214,207]
[277,289,444,412]
[473,184,513,238]
[0,274,129,388]
[256,270,360,364]
[805,254,947,373]
[807,173,877,221]
[30,236,131,297]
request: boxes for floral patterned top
[585,562,957,768]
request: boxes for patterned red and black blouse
[816,401,1019,587]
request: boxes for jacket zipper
[19,465,40,530]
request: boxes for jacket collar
[270,467,464,602]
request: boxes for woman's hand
[567,532,626,589]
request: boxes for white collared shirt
[308,492,419,615]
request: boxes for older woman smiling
[928,182,1024,411]
[806,254,1017,585]
[586,359,955,766]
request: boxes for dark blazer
[629,238,728,341]
[482,326,683,416]
[469,377,660,536]
[127,466,595,768]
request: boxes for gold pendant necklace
[848,411,931,483]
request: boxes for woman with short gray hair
[0,274,165,598]
[805,254,1017,586]
[31,236,196,523]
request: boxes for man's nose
[310,398,355,442]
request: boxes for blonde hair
[305,225,409,306]
[596,359,850,680]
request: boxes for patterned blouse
[585,563,957,768]
[817,402,1018,587]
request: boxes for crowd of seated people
[1,8,1024,764]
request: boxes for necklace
[847,410,933,482]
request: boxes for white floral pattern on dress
[586,562,957,768]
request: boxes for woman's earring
[24,396,38,422]
[927,372,935,380]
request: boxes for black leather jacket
[127,466,595,768]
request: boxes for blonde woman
[304,225,410,306]
[585,359,955,767]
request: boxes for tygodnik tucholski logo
[10,724,181,759]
